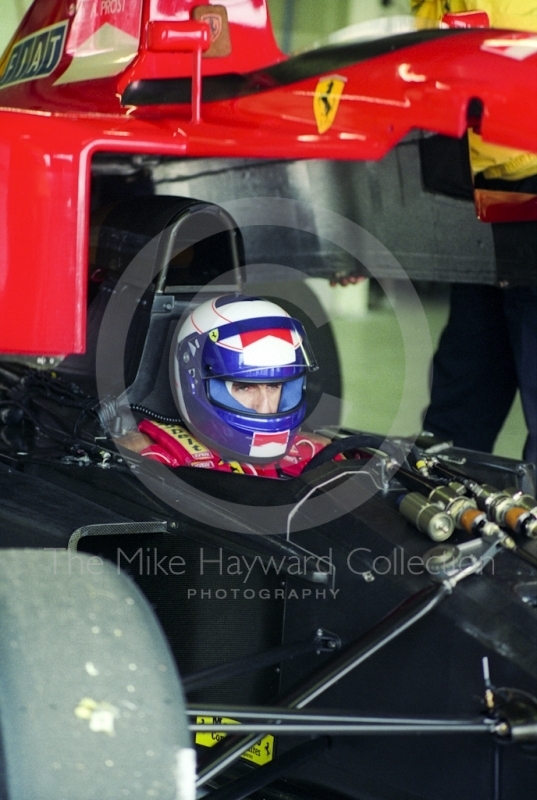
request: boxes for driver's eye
[231,383,282,393]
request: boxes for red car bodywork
[1,0,536,355]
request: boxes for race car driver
[119,294,333,478]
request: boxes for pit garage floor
[316,279,527,461]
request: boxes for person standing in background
[413,0,537,468]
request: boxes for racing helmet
[171,294,318,463]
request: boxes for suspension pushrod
[190,721,492,735]
[188,706,480,726]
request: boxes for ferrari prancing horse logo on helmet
[313,75,347,134]
[209,329,219,343]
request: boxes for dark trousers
[423,283,537,465]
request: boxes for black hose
[430,459,473,487]
[393,465,441,496]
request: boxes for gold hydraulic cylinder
[399,492,455,542]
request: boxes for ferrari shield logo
[192,5,231,57]
[313,75,346,134]
[200,13,223,43]
[209,329,219,342]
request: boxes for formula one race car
[0,3,536,800]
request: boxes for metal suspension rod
[188,706,481,726]
[190,721,492,735]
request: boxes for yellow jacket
[412,0,537,179]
